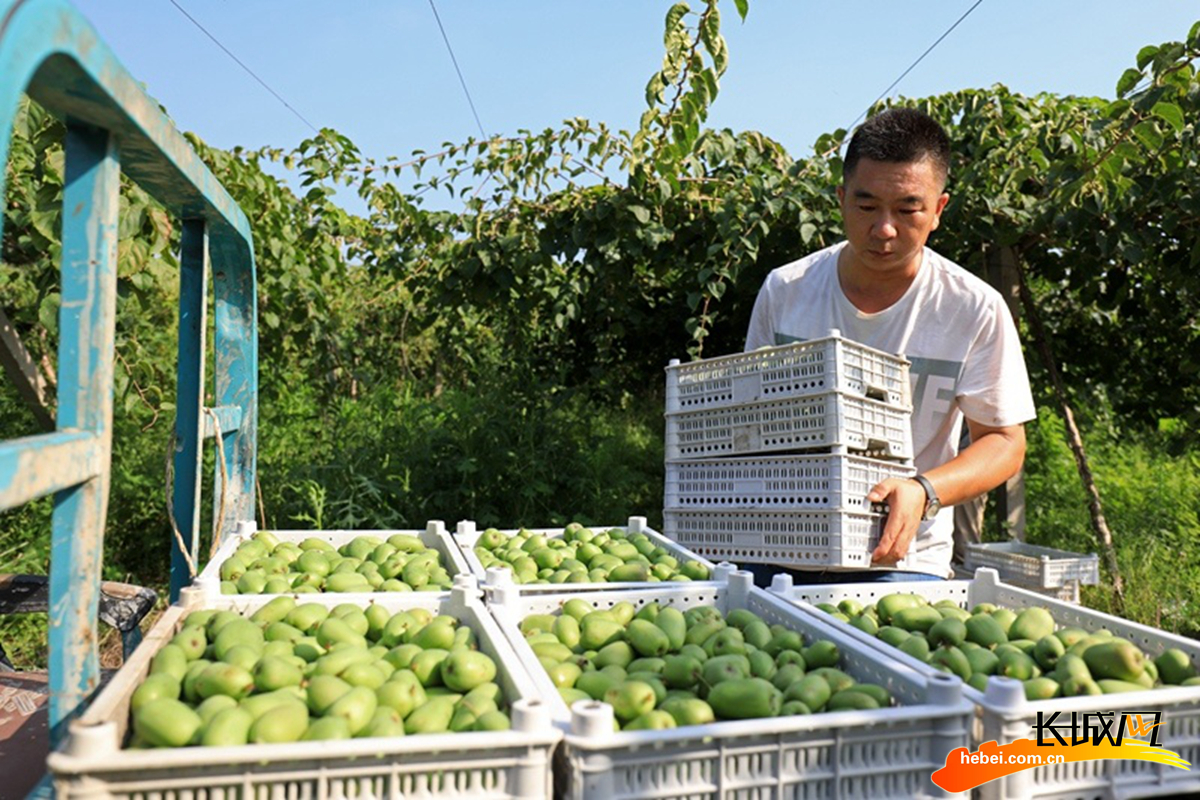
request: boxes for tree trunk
[1009,247,1124,611]
[0,308,55,431]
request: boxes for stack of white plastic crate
[662,330,919,570]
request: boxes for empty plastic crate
[964,541,1100,590]
[664,507,911,570]
[665,332,911,412]
[665,391,914,461]
[664,453,915,510]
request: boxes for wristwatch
[912,474,942,520]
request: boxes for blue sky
[72,2,1198,183]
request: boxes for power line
[847,0,986,133]
[166,0,320,135]
[427,0,487,138]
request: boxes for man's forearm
[923,422,1026,507]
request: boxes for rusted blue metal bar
[0,430,101,509]
[0,0,258,743]
[46,120,119,745]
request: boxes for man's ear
[931,192,950,230]
[836,185,845,204]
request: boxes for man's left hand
[867,478,927,566]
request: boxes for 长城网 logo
[1035,709,1164,748]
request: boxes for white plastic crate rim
[193,519,472,602]
[48,584,561,800]
[664,452,915,510]
[454,516,728,594]
[964,541,1100,589]
[487,571,972,800]
[665,331,912,412]
[665,390,914,461]
[664,507,904,571]
[768,568,1200,800]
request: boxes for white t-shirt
[745,242,1036,576]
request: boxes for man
[744,107,1035,582]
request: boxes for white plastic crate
[487,571,972,799]
[664,453,915,510]
[454,516,729,594]
[663,507,910,570]
[953,565,1084,604]
[665,332,912,412]
[1049,580,1082,604]
[964,541,1100,589]
[193,519,471,602]
[665,391,914,461]
[48,585,560,800]
[769,568,1200,800]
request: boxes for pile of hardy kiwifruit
[812,592,1200,699]
[518,598,894,730]
[472,523,710,585]
[129,597,508,747]
[216,530,454,594]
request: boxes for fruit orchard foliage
[4,9,1197,420]
[1,4,1198,580]
[263,12,1199,427]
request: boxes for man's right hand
[867,477,928,566]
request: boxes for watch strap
[912,474,940,519]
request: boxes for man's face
[836,157,949,278]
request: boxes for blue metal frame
[0,0,257,744]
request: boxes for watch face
[926,500,942,520]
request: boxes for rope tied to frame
[164,408,230,579]
[205,407,230,560]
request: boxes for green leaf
[665,2,689,41]
[700,68,720,104]
[800,222,817,244]
[712,39,729,75]
[1151,101,1185,132]
[734,0,749,20]
[1104,99,1131,119]
[29,209,58,243]
[1136,45,1160,70]
[1116,68,1142,97]
[38,293,60,335]
[645,72,666,107]
[1190,20,1200,49]
[1098,153,1123,181]
[629,205,651,224]
[1131,121,1164,151]
[700,5,720,53]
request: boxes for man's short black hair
[843,107,950,187]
